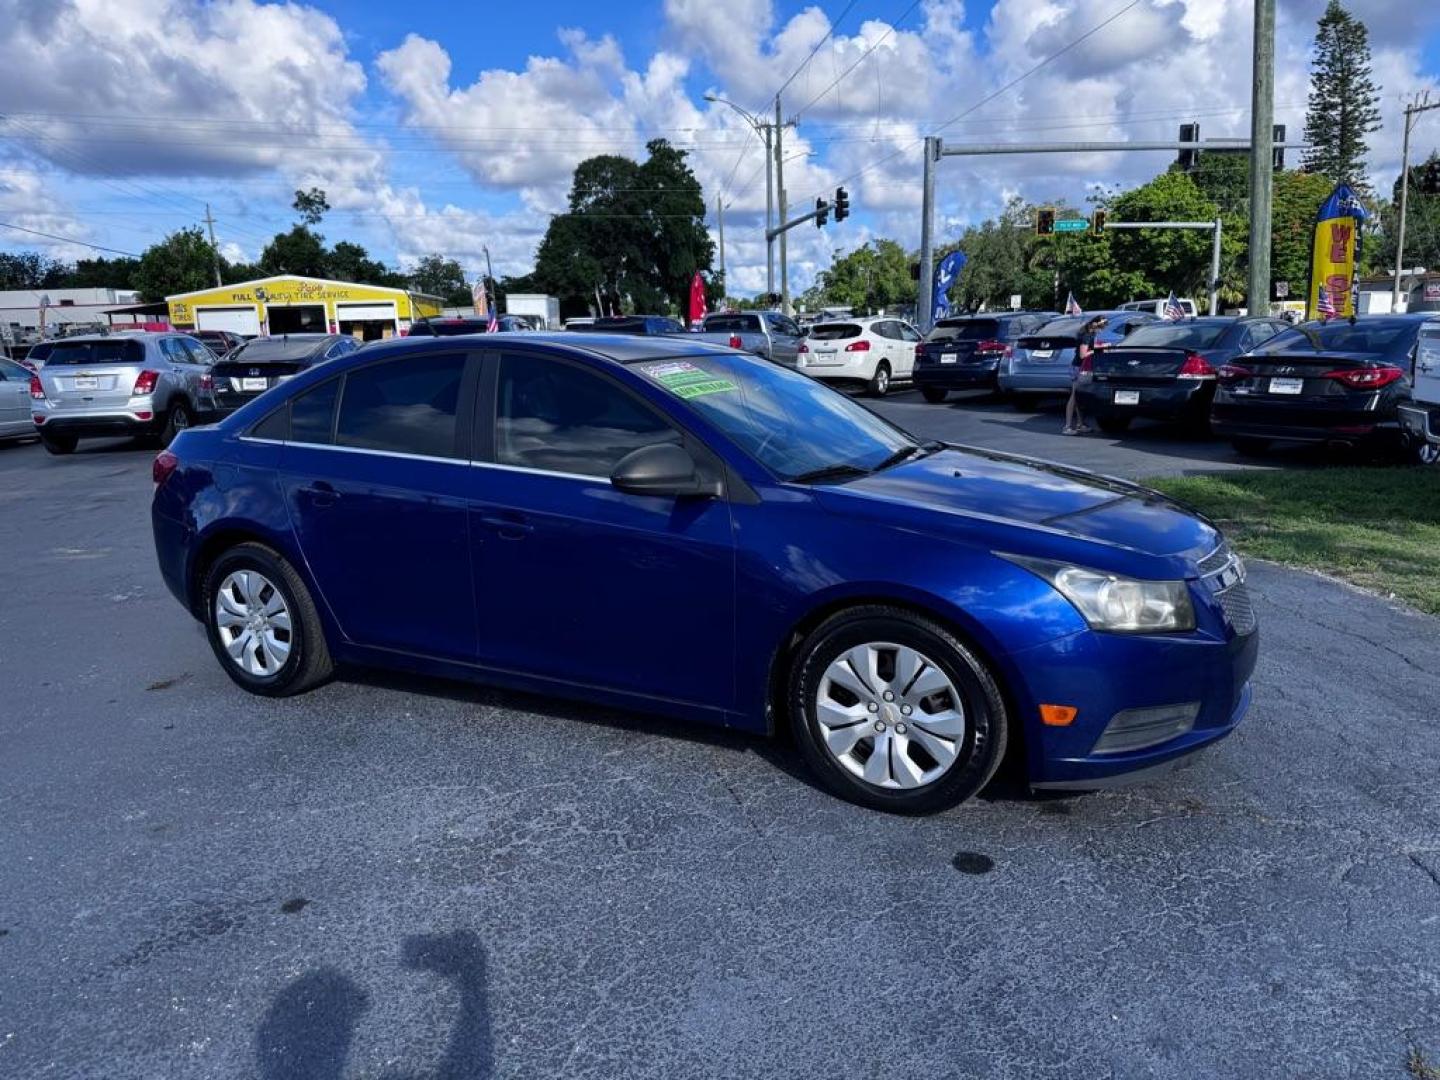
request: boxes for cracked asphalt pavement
[1,413,1438,1079]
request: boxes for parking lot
[2,409,1439,1079]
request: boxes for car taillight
[198,373,214,391]
[798,342,809,353]
[133,369,160,395]
[1217,363,1253,382]
[1325,366,1403,390]
[1178,353,1216,379]
[29,375,45,400]
[153,449,179,488]
[844,340,871,352]
[915,342,928,358]
[729,334,743,349]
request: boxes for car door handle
[299,481,338,508]
[478,512,533,538]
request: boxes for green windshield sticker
[640,361,739,399]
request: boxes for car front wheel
[788,606,1008,814]
[921,386,948,404]
[203,543,333,697]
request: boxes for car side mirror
[610,443,722,498]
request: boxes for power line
[772,0,860,101]
[792,0,924,119]
[0,221,140,257]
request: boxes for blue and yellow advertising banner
[1308,184,1368,320]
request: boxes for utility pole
[1210,215,1223,316]
[1247,0,1275,315]
[1393,93,1439,312]
[483,245,496,316]
[204,203,222,287]
[716,195,726,297]
[775,95,789,313]
[918,137,939,330]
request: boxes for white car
[796,316,923,396]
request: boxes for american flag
[1064,291,1081,316]
[1316,283,1336,321]
[487,306,499,333]
[1164,291,1186,321]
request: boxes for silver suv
[29,332,219,454]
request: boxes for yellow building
[166,275,445,342]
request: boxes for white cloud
[0,164,96,261]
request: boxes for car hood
[813,446,1218,565]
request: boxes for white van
[1118,298,1199,318]
[1397,320,1440,462]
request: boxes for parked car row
[911,311,1440,464]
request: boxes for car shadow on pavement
[339,666,822,791]
[256,929,493,1080]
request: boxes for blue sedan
[151,334,1257,813]
[999,311,1159,405]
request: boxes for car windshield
[632,353,917,480]
[1119,322,1230,348]
[1030,316,1095,338]
[927,319,1000,343]
[40,339,145,365]
[229,338,327,362]
[808,323,862,341]
[1249,320,1416,357]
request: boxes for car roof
[324,331,737,369]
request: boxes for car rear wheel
[868,362,891,397]
[788,606,1008,814]
[1097,416,1132,434]
[203,543,333,697]
[162,402,192,447]
[1231,436,1271,457]
[41,432,77,455]
[920,387,948,404]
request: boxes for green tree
[1370,153,1440,280]
[1270,170,1337,301]
[259,226,329,278]
[133,227,220,302]
[1086,171,1227,305]
[60,257,140,290]
[809,240,915,313]
[0,251,60,289]
[532,139,713,316]
[1302,0,1381,191]
[408,254,472,306]
[948,197,1054,311]
[327,241,405,287]
[292,187,330,227]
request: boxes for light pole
[1394,93,1439,312]
[705,95,775,295]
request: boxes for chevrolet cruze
[151,334,1258,813]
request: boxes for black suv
[913,312,1055,401]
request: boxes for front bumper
[1007,616,1259,788]
[1078,379,1212,421]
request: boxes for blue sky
[2,0,1438,297]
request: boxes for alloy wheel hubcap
[816,642,966,789]
[215,570,292,677]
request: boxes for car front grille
[1217,582,1257,636]
[1197,543,1233,577]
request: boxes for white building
[0,287,141,338]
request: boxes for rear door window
[289,379,340,444]
[704,314,760,333]
[336,353,467,459]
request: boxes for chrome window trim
[235,435,612,484]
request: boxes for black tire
[788,605,1009,814]
[920,386,948,404]
[161,401,193,447]
[1397,436,1440,466]
[1231,436,1271,457]
[202,542,333,697]
[41,432,77,455]
[1096,415,1132,434]
[868,362,891,397]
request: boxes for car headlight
[1003,555,1196,633]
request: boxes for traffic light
[1092,209,1107,233]
[1036,208,1056,236]
[833,186,849,222]
[1272,124,1286,171]
[815,197,829,228]
[1178,123,1200,170]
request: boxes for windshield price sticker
[640,361,738,399]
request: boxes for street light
[705,94,775,294]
